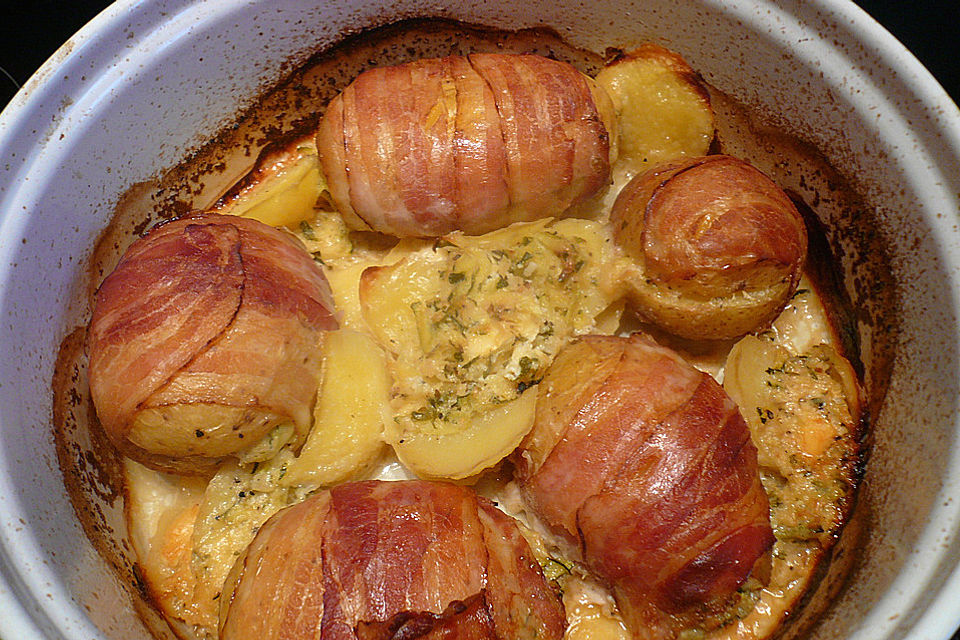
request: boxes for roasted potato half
[611,155,807,340]
[358,219,618,479]
[595,44,715,180]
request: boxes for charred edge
[787,192,863,378]
[215,123,321,208]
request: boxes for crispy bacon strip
[355,594,496,640]
[88,213,338,474]
[220,481,565,640]
[515,333,774,638]
[476,501,567,640]
[317,53,613,237]
[635,156,805,284]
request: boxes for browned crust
[605,43,712,107]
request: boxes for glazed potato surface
[111,45,862,640]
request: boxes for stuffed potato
[317,53,618,237]
[88,213,338,475]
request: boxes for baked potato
[611,155,807,339]
[219,480,566,640]
[515,333,773,639]
[88,213,339,474]
[317,53,617,237]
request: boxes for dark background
[0,1,958,109]
[0,2,958,639]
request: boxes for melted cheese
[359,219,619,436]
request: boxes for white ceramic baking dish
[1,1,958,638]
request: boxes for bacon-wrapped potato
[219,480,566,640]
[88,213,338,475]
[611,155,807,340]
[317,53,617,237]
[515,333,774,638]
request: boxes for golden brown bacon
[88,213,338,474]
[612,155,807,339]
[317,53,616,237]
[514,334,774,638]
[219,480,565,640]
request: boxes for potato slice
[595,44,714,180]
[724,335,791,423]
[210,132,325,228]
[565,606,630,640]
[391,386,538,480]
[359,246,446,361]
[124,460,213,637]
[766,278,837,356]
[190,452,310,627]
[564,594,630,640]
[324,262,377,332]
[281,328,389,486]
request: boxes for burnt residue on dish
[51,16,897,640]
[51,326,142,603]
[712,86,898,639]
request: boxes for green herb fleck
[299,220,316,240]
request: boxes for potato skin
[611,155,807,339]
